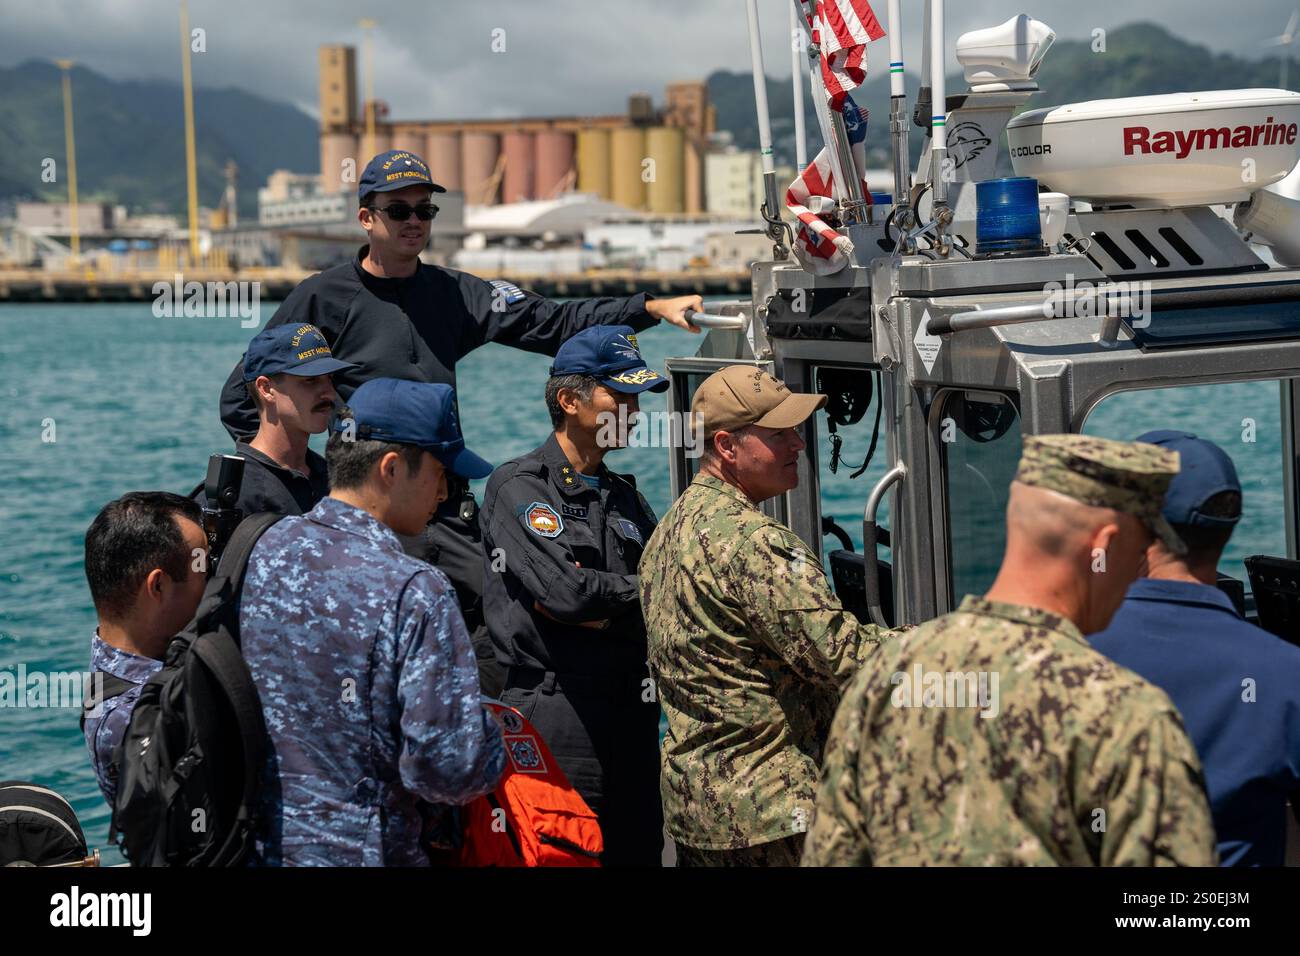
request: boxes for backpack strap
[190,632,269,864]
[79,673,137,733]
[200,512,285,646]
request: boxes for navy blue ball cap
[243,323,357,381]
[332,378,492,480]
[549,325,669,394]
[358,149,446,198]
[1136,429,1242,528]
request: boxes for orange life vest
[456,702,603,867]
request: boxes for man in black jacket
[479,326,668,866]
[217,149,701,691]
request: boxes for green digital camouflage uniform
[803,435,1218,867]
[639,472,892,856]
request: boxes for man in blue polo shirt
[1091,430,1300,866]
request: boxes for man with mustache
[196,323,355,517]
[638,366,895,866]
[217,149,703,692]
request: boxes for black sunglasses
[369,201,440,222]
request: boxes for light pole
[359,18,376,162]
[180,0,200,265]
[54,59,80,265]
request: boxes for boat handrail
[684,308,746,331]
[862,463,906,628]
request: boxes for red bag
[457,702,603,867]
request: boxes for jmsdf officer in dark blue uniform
[218,149,701,685]
[480,326,668,866]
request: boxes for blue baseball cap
[332,378,492,480]
[1135,430,1242,528]
[358,149,446,199]
[243,323,357,382]
[549,325,669,394]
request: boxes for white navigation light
[956,15,1055,92]
[1006,89,1300,208]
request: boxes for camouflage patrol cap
[692,366,827,436]
[1014,434,1186,555]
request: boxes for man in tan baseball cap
[689,365,828,505]
[638,365,892,867]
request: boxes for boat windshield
[1082,379,1290,599]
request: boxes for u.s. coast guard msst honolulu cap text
[358,149,447,198]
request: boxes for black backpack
[110,512,282,867]
[0,781,91,866]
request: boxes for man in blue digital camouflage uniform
[480,326,668,866]
[82,492,209,805]
[217,149,703,693]
[239,378,505,866]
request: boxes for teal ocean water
[0,302,1287,852]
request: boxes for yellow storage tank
[577,129,611,200]
[610,127,647,210]
[645,127,685,214]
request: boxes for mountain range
[0,22,1289,218]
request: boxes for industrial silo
[462,131,501,205]
[684,137,704,214]
[357,130,392,162]
[502,131,536,203]
[610,127,647,210]
[535,130,576,200]
[577,129,611,200]
[319,131,359,192]
[426,131,463,192]
[389,126,427,157]
[645,126,685,214]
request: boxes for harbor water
[0,302,1288,851]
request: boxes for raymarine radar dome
[1007,89,1300,207]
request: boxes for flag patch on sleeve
[490,279,527,304]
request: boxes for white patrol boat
[666,2,1300,647]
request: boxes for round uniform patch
[525,501,563,538]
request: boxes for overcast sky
[1,0,1295,120]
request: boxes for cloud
[0,0,1293,122]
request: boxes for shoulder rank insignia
[524,501,563,538]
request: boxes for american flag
[785,96,871,276]
[802,0,886,112]
[780,97,873,274]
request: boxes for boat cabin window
[939,390,1023,602]
[1082,380,1290,601]
[812,365,890,565]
